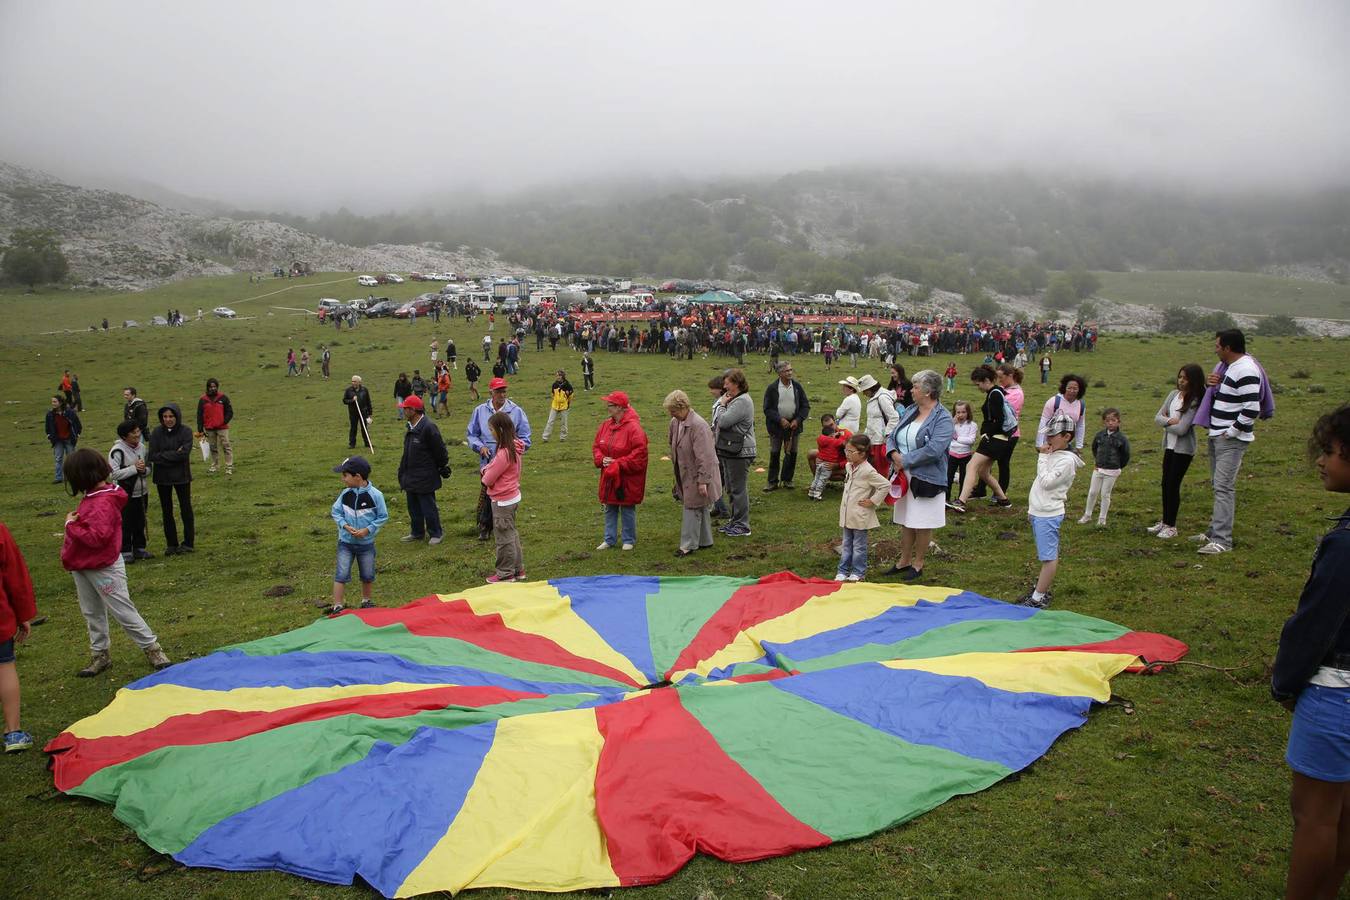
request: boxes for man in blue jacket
[466,378,531,540]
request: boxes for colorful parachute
[47,573,1186,896]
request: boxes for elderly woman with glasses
[664,390,723,557]
[883,369,954,581]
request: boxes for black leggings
[157,482,194,549]
[972,436,1017,496]
[1160,448,1194,527]
[947,455,970,500]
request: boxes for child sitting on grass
[837,434,892,582]
[1,523,37,753]
[61,449,171,676]
[807,414,851,501]
[329,456,388,614]
[1017,412,1084,609]
[481,412,526,584]
[1080,407,1131,526]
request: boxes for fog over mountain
[2,1,1348,213]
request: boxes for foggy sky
[2,1,1347,213]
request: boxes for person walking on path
[592,391,649,551]
[195,378,234,476]
[0,522,37,752]
[147,403,195,555]
[1147,363,1205,540]
[664,390,721,557]
[342,376,374,449]
[396,396,449,546]
[108,420,151,563]
[1191,329,1271,555]
[763,362,810,491]
[45,395,82,483]
[541,370,574,442]
[60,448,171,676]
[466,378,532,540]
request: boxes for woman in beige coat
[665,390,723,557]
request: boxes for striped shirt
[1207,354,1261,441]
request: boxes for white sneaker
[1188,533,1210,544]
[1197,541,1231,555]
[1156,526,1178,539]
[621,543,634,551]
[1146,522,1166,535]
[834,573,848,581]
[596,542,612,551]
[846,574,862,582]
[427,536,443,546]
[1077,515,1092,525]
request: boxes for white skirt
[891,491,946,530]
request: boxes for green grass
[2,274,1348,898]
[1093,269,1350,320]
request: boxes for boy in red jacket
[807,414,852,501]
[1,523,37,752]
[61,449,171,676]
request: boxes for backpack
[995,388,1018,434]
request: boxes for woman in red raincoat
[592,391,649,551]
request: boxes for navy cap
[333,456,371,477]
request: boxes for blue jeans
[334,541,375,583]
[406,491,442,539]
[838,527,869,577]
[52,440,75,480]
[604,504,636,546]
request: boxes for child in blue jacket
[328,456,388,614]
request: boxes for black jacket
[44,407,82,445]
[123,397,150,433]
[343,385,373,418]
[762,379,810,439]
[147,403,193,485]
[1272,509,1350,701]
[398,415,449,493]
[1091,428,1131,469]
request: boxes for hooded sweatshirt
[1028,449,1085,517]
[61,484,127,570]
[147,402,193,485]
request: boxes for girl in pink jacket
[61,449,170,676]
[481,413,526,584]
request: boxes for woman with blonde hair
[664,390,722,557]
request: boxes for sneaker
[762,484,779,493]
[845,574,862,582]
[514,571,526,582]
[1197,541,1231,555]
[328,604,345,615]
[400,534,423,543]
[133,549,154,559]
[948,499,966,513]
[1156,526,1178,539]
[782,482,795,490]
[122,551,136,565]
[993,498,1013,508]
[427,536,443,546]
[621,543,634,551]
[1077,515,1092,525]
[179,545,195,553]
[596,541,612,550]
[163,545,182,556]
[726,526,752,537]
[1188,533,1210,544]
[485,574,513,584]
[900,567,924,582]
[208,466,218,474]
[359,600,375,609]
[834,573,848,582]
[1014,588,1036,606]
[3,731,34,753]
[1029,591,1052,609]
[1146,522,1166,535]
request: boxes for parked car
[356,275,379,287]
[212,306,237,318]
[364,300,401,318]
[383,274,404,284]
[317,298,344,313]
[409,272,430,282]
[392,297,436,319]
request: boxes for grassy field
[2,272,1348,899]
[1093,269,1350,320]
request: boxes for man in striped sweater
[1196,329,1263,554]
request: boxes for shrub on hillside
[1160,306,1237,334]
[1257,314,1305,337]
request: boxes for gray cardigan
[1154,389,1199,456]
[715,392,758,459]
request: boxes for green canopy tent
[691,290,744,304]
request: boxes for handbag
[715,429,745,457]
[909,477,945,498]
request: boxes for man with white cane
[343,376,375,451]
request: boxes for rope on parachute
[1137,657,1263,684]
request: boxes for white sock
[1032,590,1046,601]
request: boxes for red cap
[488,377,509,391]
[401,395,424,410]
[601,390,629,407]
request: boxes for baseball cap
[601,390,630,407]
[1046,412,1076,436]
[333,456,371,477]
[401,395,424,410]
[488,377,509,391]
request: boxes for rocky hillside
[0,162,505,291]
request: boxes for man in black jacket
[342,376,374,449]
[396,395,449,545]
[147,402,195,554]
[122,387,149,433]
[762,362,810,491]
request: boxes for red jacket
[61,484,126,571]
[0,524,37,643]
[816,428,852,466]
[592,407,649,506]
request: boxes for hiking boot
[3,731,34,753]
[143,643,171,670]
[77,650,111,677]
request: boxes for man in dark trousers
[581,351,595,391]
[396,395,449,545]
[195,377,234,475]
[342,375,374,449]
[122,387,149,433]
[762,362,810,491]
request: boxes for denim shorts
[1287,684,1350,782]
[1029,514,1063,562]
[334,541,376,584]
[0,637,14,664]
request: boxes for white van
[835,290,864,305]
[468,292,494,310]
